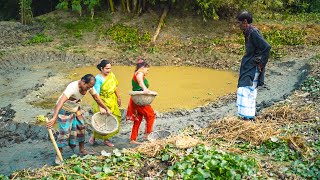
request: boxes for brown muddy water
[33,66,238,112]
[39,66,238,112]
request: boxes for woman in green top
[126,59,156,144]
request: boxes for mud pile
[0,105,48,147]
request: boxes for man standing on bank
[236,11,271,120]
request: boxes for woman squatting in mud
[46,74,111,164]
[126,59,156,145]
[89,59,122,147]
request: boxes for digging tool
[46,118,63,162]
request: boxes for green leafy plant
[11,149,142,179]
[301,75,320,97]
[167,144,257,179]
[256,139,301,161]
[73,47,86,53]
[0,175,9,180]
[291,159,320,179]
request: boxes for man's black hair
[81,74,95,84]
[237,11,253,24]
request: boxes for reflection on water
[68,66,238,112]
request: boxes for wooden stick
[48,128,63,162]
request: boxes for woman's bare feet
[79,149,95,155]
[130,140,143,145]
[143,133,150,140]
[103,140,114,147]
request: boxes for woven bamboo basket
[147,130,171,142]
[91,113,119,135]
[129,91,158,106]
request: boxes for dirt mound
[0,21,43,49]
[0,105,48,147]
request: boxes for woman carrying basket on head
[126,59,156,144]
[89,60,122,147]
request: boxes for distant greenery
[26,33,53,44]
[53,0,320,21]
[195,0,320,20]
[262,29,307,59]
[62,17,102,32]
[106,24,151,51]
[263,29,306,46]
[60,16,104,38]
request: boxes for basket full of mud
[129,91,158,106]
[91,113,119,135]
[148,130,171,141]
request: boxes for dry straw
[203,116,280,146]
[203,104,316,146]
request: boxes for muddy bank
[0,50,97,123]
[0,21,43,50]
[0,51,315,175]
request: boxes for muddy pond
[32,66,238,113]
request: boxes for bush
[106,24,151,51]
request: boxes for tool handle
[47,128,63,162]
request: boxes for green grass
[26,33,53,44]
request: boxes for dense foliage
[54,0,320,19]
[2,0,320,21]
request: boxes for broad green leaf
[167,170,174,177]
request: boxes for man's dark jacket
[238,26,271,88]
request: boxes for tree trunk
[133,0,138,14]
[142,0,146,12]
[109,0,115,12]
[21,0,24,24]
[126,0,131,13]
[151,6,169,45]
[68,0,72,12]
[121,0,126,12]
